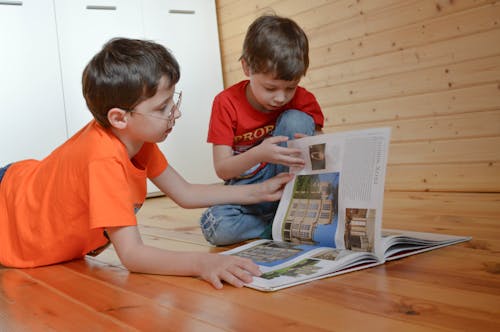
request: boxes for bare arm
[106,226,260,289]
[213,136,305,180]
[151,164,293,209]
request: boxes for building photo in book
[232,241,318,267]
[282,173,339,247]
[229,240,351,279]
[259,247,354,281]
[233,241,305,264]
[260,258,322,280]
[344,208,376,252]
[309,143,326,170]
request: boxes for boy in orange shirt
[0,38,293,289]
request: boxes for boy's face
[243,61,299,113]
[127,76,181,143]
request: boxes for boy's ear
[107,108,129,129]
[241,59,251,77]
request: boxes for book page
[272,127,391,260]
[381,229,471,260]
[222,239,380,291]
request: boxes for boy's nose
[273,91,286,103]
[174,107,182,119]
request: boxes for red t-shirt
[0,120,167,267]
[207,80,324,177]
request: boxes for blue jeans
[0,164,11,185]
[200,109,315,246]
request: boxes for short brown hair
[82,38,180,127]
[240,15,309,81]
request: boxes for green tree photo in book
[222,127,471,292]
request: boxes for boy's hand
[293,133,309,139]
[259,172,294,201]
[197,253,262,289]
[257,136,305,168]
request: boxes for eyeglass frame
[126,90,182,122]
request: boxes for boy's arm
[151,164,293,208]
[106,225,260,289]
[213,136,305,180]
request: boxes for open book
[222,127,470,291]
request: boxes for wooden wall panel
[386,163,500,192]
[306,55,500,106]
[304,29,500,90]
[331,110,500,142]
[308,3,500,70]
[215,0,500,196]
[221,0,498,78]
[325,84,500,126]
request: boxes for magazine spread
[222,127,471,292]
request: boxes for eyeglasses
[128,91,182,122]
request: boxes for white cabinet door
[143,0,223,187]
[54,0,144,136]
[0,0,68,165]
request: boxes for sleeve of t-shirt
[292,87,325,128]
[207,93,237,146]
[87,158,137,230]
[135,143,168,179]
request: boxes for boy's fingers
[274,173,294,184]
[294,133,308,139]
[287,155,305,163]
[267,136,289,144]
[209,274,224,289]
[220,270,244,288]
[282,147,302,156]
[229,266,254,284]
[239,259,262,276]
[275,146,303,160]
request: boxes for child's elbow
[175,200,194,209]
[124,263,140,273]
[120,258,140,273]
[115,247,143,273]
[216,172,231,182]
[215,167,232,181]
[212,160,232,181]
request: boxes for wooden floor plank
[2,193,499,331]
[0,269,135,331]
[289,266,500,331]
[138,224,211,246]
[64,259,330,332]
[143,272,438,332]
[19,264,223,332]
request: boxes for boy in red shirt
[0,38,294,289]
[200,15,324,245]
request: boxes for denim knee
[274,109,315,141]
[200,207,222,245]
[199,205,272,246]
[200,207,241,246]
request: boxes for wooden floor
[1,192,499,331]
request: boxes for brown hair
[82,38,180,127]
[240,14,309,81]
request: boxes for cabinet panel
[0,0,67,165]
[54,0,144,136]
[0,0,224,194]
[143,0,223,186]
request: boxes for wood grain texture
[1,1,498,330]
[216,0,500,194]
[1,195,499,331]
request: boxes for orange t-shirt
[0,120,167,267]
